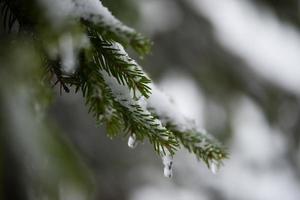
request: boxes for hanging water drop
[128,134,138,148]
[162,154,173,178]
[163,165,173,178]
[162,154,172,166]
[210,160,219,175]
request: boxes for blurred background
[2,0,300,199]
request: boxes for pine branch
[75,0,152,56]
[48,40,178,155]
[1,0,228,176]
[167,124,228,167]
[98,72,178,154]
[76,54,126,138]
[86,20,152,56]
[146,87,228,168]
[74,49,178,155]
[44,22,227,168]
[87,27,152,98]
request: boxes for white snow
[39,0,134,34]
[100,69,166,134]
[147,78,204,133]
[59,33,76,74]
[147,84,186,128]
[47,33,89,74]
[110,42,146,79]
[100,69,134,108]
[116,43,139,66]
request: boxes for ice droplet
[162,154,173,178]
[210,161,219,175]
[162,154,173,166]
[128,134,138,149]
[164,165,173,178]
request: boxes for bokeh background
[3,0,300,199]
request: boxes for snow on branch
[12,0,228,176]
[39,0,151,55]
[48,24,227,176]
[147,85,228,168]
[82,27,227,173]
[87,28,152,98]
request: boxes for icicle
[128,134,138,149]
[209,160,220,175]
[164,165,172,178]
[162,154,173,178]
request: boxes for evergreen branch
[76,0,152,56]
[50,46,178,154]
[84,32,178,153]
[1,0,231,185]
[41,20,227,170]
[46,60,71,94]
[87,21,152,56]
[76,57,125,138]
[45,51,126,138]
[167,124,228,167]
[64,52,179,154]
[98,69,179,155]
[87,27,152,98]
[44,28,227,165]
[146,87,228,167]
